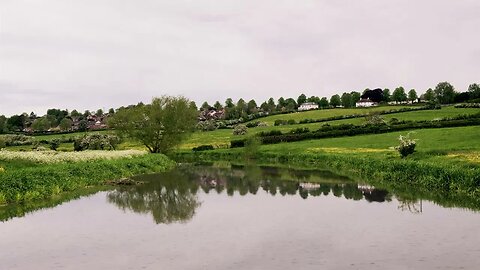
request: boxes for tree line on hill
[1,81,479,134]
[198,82,480,120]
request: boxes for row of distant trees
[0,107,115,133]
[1,82,479,133]
[199,82,480,120]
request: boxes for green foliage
[192,145,215,151]
[49,139,61,151]
[73,133,121,151]
[468,83,480,99]
[110,96,197,153]
[59,118,73,131]
[196,120,218,131]
[0,115,7,134]
[289,127,310,134]
[319,97,329,108]
[0,137,6,149]
[255,113,480,146]
[244,136,261,160]
[330,94,341,107]
[383,89,391,102]
[364,112,385,125]
[0,134,34,146]
[408,89,418,102]
[392,87,407,102]
[233,124,248,135]
[454,103,480,108]
[395,133,417,158]
[0,154,175,204]
[341,92,353,108]
[424,88,435,101]
[230,139,246,148]
[274,119,297,126]
[434,82,456,104]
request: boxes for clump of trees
[109,96,197,153]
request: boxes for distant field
[180,106,480,149]
[251,105,415,125]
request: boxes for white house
[356,98,378,107]
[298,102,319,111]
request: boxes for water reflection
[107,164,392,224]
[1,163,478,223]
[107,170,200,224]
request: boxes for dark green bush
[49,139,61,150]
[192,145,215,151]
[230,139,246,148]
[246,121,260,128]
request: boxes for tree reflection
[107,170,200,224]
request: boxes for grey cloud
[0,0,479,116]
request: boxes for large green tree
[434,82,456,104]
[392,87,407,103]
[110,96,197,153]
[330,94,341,108]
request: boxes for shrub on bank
[395,133,417,158]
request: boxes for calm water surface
[1,164,479,270]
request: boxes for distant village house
[298,102,319,111]
[356,98,378,107]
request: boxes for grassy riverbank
[0,153,175,204]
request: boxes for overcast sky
[0,0,479,116]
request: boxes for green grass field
[180,106,479,149]
[4,106,478,151]
[250,105,415,125]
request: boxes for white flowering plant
[0,149,146,164]
[395,132,417,158]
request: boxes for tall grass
[0,154,175,204]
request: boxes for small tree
[395,133,417,158]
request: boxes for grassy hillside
[3,105,479,151]
[250,105,414,125]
